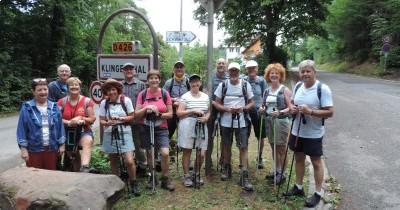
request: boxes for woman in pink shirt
[135,70,174,191]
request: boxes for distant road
[317,71,400,209]
[0,105,100,173]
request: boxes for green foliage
[90,146,111,174]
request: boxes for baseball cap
[122,63,134,69]
[245,60,258,68]
[174,61,185,67]
[189,74,201,81]
[228,62,241,71]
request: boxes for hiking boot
[79,165,91,173]
[183,174,193,187]
[221,164,229,181]
[227,164,232,178]
[256,157,264,169]
[193,173,204,186]
[268,173,286,185]
[305,192,322,207]
[282,185,305,197]
[136,163,148,177]
[130,180,141,197]
[147,173,158,189]
[160,176,175,191]
[240,170,253,191]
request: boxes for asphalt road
[318,71,400,210]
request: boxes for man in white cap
[243,60,268,169]
[121,62,147,175]
[213,62,255,191]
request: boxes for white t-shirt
[99,96,134,133]
[214,80,254,128]
[37,105,50,146]
[291,81,333,138]
[180,91,210,113]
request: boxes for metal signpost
[382,35,392,72]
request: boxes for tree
[195,0,332,64]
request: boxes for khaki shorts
[265,116,289,145]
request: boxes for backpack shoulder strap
[161,88,167,105]
[83,96,90,117]
[168,78,174,95]
[185,77,190,91]
[61,96,68,113]
[242,79,248,104]
[221,80,228,104]
[120,95,128,115]
[140,89,148,105]
[317,82,322,103]
[293,81,303,97]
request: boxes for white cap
[228,62,241,71]
[245,60,258,68]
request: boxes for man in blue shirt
[48,64,71,102]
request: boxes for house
[242,36,262,60]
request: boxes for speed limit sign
[90,81,105,104]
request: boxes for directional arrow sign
[166,31,197,43]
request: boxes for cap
[174,61,185,67]
[189,74,201,81]
[122,63,134,69]
[245,60,258,68]
[228,62,241,71]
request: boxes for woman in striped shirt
[176,74,210,188]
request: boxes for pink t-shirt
[137,88,172,128]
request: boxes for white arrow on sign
[166,31,197,43]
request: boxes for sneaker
[147,173,158,189]
[130,180,141,197]
[183,174,193,187]
[193,173,204,186]
[282,185,305,197]
[240,170,253,191]
[256,158,264,169]
[305,192,321,207]
[160,176,175,191]
[220,164,229,181]
[268,173,286,185]
[79,165,91,173]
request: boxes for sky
[135,0,225,47]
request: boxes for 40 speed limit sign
[90,81,105,104]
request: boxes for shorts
[178,117,208,150]
[65,130,94,151]
[221,126,249,149]
[102,130,135,154]
[265,116,289,145]
[288,134,323,157]
[249,110,267,139]
[140,125,170,150]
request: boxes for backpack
[140,88,168,105]
[243,75,267,98]
[263,85,287,111]
[220,79,248,105]
[293,81,325,125]
[168,77,190,96]
[104,95,129,117]
[61,96,91,117]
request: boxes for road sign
[112,41,134,54]
[382,43,391,53]
[166,31,196,43]
[97,54,153,81]
[90,81,105,104]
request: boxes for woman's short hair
[264,63,286,83]
[147,69,161,80]
[66,77,82,87]
[31,78,48,90]
[298,60,316,72]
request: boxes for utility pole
[179,0,183,60]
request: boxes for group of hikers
[16,58,333,208]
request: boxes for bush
[90,146,111,174]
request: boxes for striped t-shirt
[180,91,209,113]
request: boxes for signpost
[90,81,104,104]
[97,54,153,81]
[382,35,392,72]
[166,31,196,43]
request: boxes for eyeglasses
[33,78,47,83]
[123,68,134,71]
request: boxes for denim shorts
[139,125,170,150]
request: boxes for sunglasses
[33,78,47,83]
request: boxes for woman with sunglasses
[58,77,96,172]
[16,78,66,170]
[135,69,174,191]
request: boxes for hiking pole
[257,109,264,171]
[194,121,203,189]
[112,125,130,193]
[148,113,156,192]
[273,108,277,188]
[277,114,296,199]
[176,118,179,174]
[212,119,219,172]
[284,113,302,203]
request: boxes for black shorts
[288,134,323,157]
[249,110,267,139]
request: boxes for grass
[93,128,310,210]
